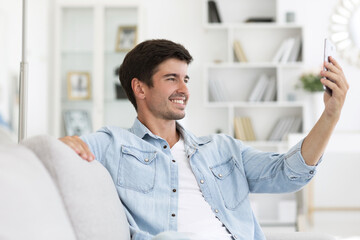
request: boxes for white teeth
[171,99,184,104]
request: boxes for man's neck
[137,116,180,148]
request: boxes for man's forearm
[301,111,339,166]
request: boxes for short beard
[162,111,186,121]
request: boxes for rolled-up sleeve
[284,138,322,181]
[242,138,322,193]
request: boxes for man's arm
[301,56,349,166]
[59,136,95,162]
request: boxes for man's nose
[178,79,189,93]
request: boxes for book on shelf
[272,36,302,63]
[280,38,295,63]
[268,116,302,141]
[288,36,302,62]
[209,78,229,102]
[272,39,289,63]
[244,17,274,23]
[208,0,221,23]
[248,74,276,102]
[234,117,256,141]
[234,117,246,141]
[262,76,276,102]
[243,117,256,141]
[233,40,248,62]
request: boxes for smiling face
[139,58,190,121]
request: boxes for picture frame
[63,110,92,136]
[115,25,137,52]
[67,72,91,100]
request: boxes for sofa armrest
[0,144,76,240]
[21,135,130,240]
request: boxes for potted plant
[296,72,324,127]
[297,73,323,92]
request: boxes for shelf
[206,101,304,108]
[61,50,93,55]
[104,98,129,103]
[53,2,140,137]
[203,0,305,229]
[205,22,303,30]
[206,62,303,68]
[259,220,296,227]
[104,50,128,55]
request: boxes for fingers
[320,77,336,93]
[328,57,349,87]
[59,136,95,162]
[321,57,349,92]
[328,56,343,72]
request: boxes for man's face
[141,58,190,121]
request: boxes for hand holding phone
[323,38,336,96]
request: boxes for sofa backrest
[21,135,130,240]
[0,144,77,240]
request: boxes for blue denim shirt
[81,119,319,240]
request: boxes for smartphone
[323,38,336,96]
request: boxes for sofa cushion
[22,135,130,240]
[0,144,76,240]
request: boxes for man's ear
[131,78,146,99]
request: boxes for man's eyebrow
[163,73,190,79]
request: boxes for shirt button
[173,189,177,192]
[163,145,167,149]
[200,180,204,184]
[218,173,222,177]
[171,213,176,217]
[215,209,219,213]
[172,160,176,163]
[309,170,314,174]
[144,158,149,162]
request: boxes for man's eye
[184,79,189,84]
[168,78,176,81]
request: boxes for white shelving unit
[203,0,305,151]
[52,1,143,137]
[203,0,306,229]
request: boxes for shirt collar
[129,118,212,147]
[129,118,158,140]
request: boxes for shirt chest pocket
[210,157,249,210]
[117,145,157,193]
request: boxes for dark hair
[119,39,193,110]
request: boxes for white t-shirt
[171,138,232,240]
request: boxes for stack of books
[234,117,256,141]
[268,116,302,141]
[248,74,277,102]
[272,36,302,63]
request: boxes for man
[60,39,349,240]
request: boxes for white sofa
[0,135,335,240]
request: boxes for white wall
[1,0,360,137]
